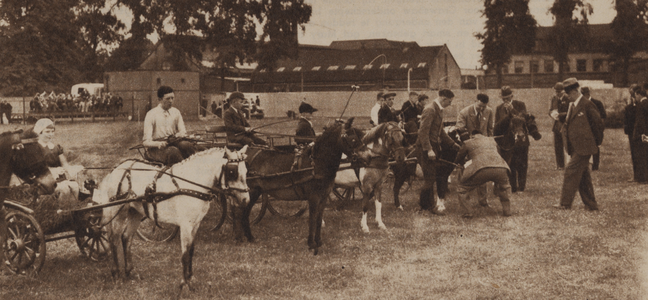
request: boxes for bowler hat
[562,78,579,89]
[299,102,318,114]
[580,86,590,94]
[383,92,396,99]
[228,92,245,102]
[501,86,513,98]
[418,94,429,102]
[409,91,419,97]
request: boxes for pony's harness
[108,156,247,228]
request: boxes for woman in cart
[32,118,90,206]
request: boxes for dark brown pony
[241,118,371,254]
[0,129,57,272]
[391,126,462,211]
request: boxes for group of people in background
[30,91,123,114]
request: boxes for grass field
[0,115,647,299]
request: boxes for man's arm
[224,110,247,134]
[587,102,604,146]
[417,106,434,152]
[142,113,162,148]
[454,144,469,165]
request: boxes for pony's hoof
[378,224,387,230]
[397,205,404,211]
[362,227,370,233]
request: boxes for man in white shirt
[143,86,204,165]
[370,92,384,126]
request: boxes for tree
[549,0,592,81]
[476,0,537,88]
[608,0,648,86]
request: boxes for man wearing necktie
[224,92,267,146]
[143,86,204,165]
[554,78,604,211]
[456,93,494,206]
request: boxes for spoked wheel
[136,218,179,243]
[332,185,356,202]
[210,192,228,231]
[75,210,109,262]
[223,193,268,225]
[267,194,308,218]
[4,211,46,275]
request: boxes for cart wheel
[136,218,179,243]
[267,194,308,217]
[332,185,355,202]
[75,210,109,262]
[4,211,46,275]
[210,192,228,231]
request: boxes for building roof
[253,39,447,84]
[532,23,614,54]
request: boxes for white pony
[95,145,249,292]
[334,122,406,232]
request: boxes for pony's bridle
[382,127,405,158]
[340,128,367,164]
[219,157,249,195]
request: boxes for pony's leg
[374,190,387,230]
[108,211,128,279]
[307,196,318,252]
[314,190,328,249]
[230,200,245,243]
[122,208,143,278]
[243,189,262,242]
[179,224,199,293]
[360,186,374,233]
[391,165,405,210]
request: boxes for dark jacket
[495,100,527,124]
[400,100,420,124]
[295,117,316,145]
[590,98,606,119]
[562,97,605,156]
[378,105,398,124]
[416,100,455,154]
[454,134,509,182]
[625,102,637,136]
[223,107,250,141]
[633,98,648,142]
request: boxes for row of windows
[503,59,608,74]
[260,62,428,73]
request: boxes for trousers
[559,154,598,209]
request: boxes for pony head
[340,117,372,165]
[222,145,250,208]
[510,115,528,144]
[4,130,57,195]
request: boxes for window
[417,62,427,68]
[530,60,539,73]
[181,78,185,84]
[311,66,321,71]
[379,64,390,69]
[400,63,408,68]
[577,59,587,72]
[502,63,509,74]
[344,65,356,70]
[514,61,524,74]
[544,60,554,73]
[593,59,604,72]
[293,67,302,72]
[363,64,373,70]
[327,65,339,71]
[277,67,285,72]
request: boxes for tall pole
[407,68,412,92]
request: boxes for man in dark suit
[549,82,570,170]
[454,130,512,218]
[581,87,606,171]
[224,92,267,146]
[295,102,317,146]
[555,78,604,211]
[401,91,420,145]
[494,86,541,193]
[416,89,461,214]
[625,84,641,181]
[633,85,648,183]
[378,92,399,124]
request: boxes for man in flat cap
[143,86,204,165]
[224,92,267,146]
[416,89,461,214]
[581,87,606,171]
[549,82,570,170]
[555,78,604,211]
[295,102,318,146]
[456,93,494,206]
[378,92,399,124]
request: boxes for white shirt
[143,105,186,142]
[371,103,381,125]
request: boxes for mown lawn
[0,116,646,299]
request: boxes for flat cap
[383,92,397,98]
[409,91,419,96]
[562,78,579,89]
[228,92,245,102]
[298,102,318,114]
[554,82,564,91]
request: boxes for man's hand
[158,141,167,148]
[427,150,436,160]
[550,109,559,121]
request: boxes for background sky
[298,0,617,69]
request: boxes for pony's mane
[313,123,341,157]
[171,146,228,169]
[361,122,396,144]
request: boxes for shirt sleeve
[176,111,187,136]
[143,111,154,142]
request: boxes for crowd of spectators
[29,90,123,114]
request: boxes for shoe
[585,206,599,211]
[553,204,571,210]
[430,207,446,216]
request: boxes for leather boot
[501,200,511,216]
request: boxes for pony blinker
[224,161,240,181]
